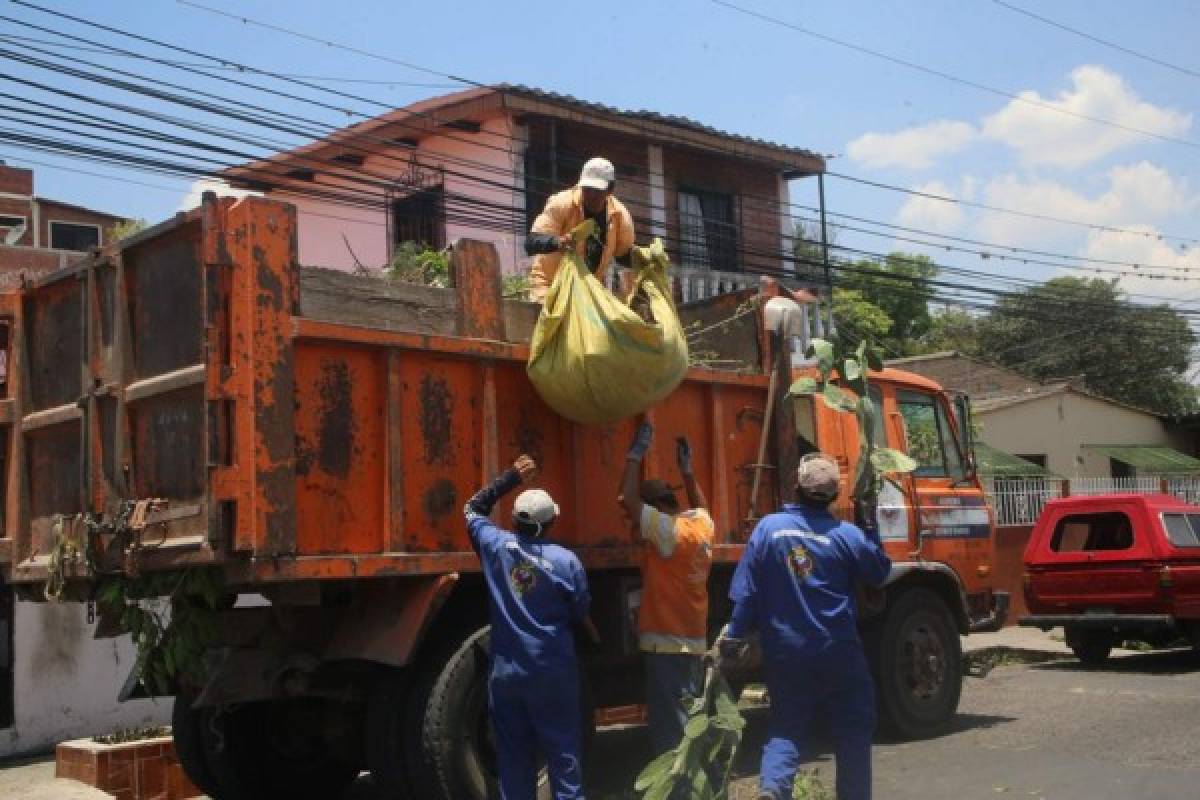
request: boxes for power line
[708,0,1200,151]
[163,0,1200,246]
[991,0,1200,81]
[15,1,1200,257]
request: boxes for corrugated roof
[1084,445,1200,474]
[975,442,1059,477]
[497,84,824,164]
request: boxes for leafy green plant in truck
[787,337,918,529]
[634,666,745,800]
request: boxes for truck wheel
[869,587,962,739]
[1066,628,1112,666]
[171,693,221,798]
[407,627,594,800]
[201,699,361,799]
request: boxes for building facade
[222,85,828,293]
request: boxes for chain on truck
[0,194,1007,800]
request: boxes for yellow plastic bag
[527,224,689,426]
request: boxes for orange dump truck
[0,195,1006,799]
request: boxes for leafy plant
[793,769,834,800]
[788,337,918,529]
[387,240,450,287]
[503,273,531,300]
[634,666,745,800]
[107,218,148,243]
[95,568,225,695]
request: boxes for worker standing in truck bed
[524,156,635,302]
[464,455,600,800]
[718,454,891,800]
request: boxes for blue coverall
[465,469,591,800]
[728,503,891,800]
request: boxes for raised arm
[676,437,708,511]
[464,456,537,545]
[619,422,653,523]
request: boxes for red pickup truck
[1020,494,1200,664]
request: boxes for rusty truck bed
[0,195,780,588]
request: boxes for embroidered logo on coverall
[510,562,537,595]
[787,544,814,580]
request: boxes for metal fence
[985,475,1200,526]
[983,477,1068,527]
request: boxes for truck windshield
[898,390,964,479]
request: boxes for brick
[0,165,33,196]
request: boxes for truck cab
[1020,493,1200,663]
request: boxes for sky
[5,0,1200,311]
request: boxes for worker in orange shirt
[524,156,635,302]
[619,422,715,755]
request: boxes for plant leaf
[807,338,835,377]
[635,750,676,790]
[870,447,918,474]
[821,384,857,412]
[843,358,862,381]
[788,377,818,396]
[865,346,884,372]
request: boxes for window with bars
[391,186,445,252]
[677,188,738,271]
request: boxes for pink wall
[286,113,527,275]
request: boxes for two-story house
[222,85,829,299]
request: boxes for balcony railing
[605,265,762,302]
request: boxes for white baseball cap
[578,157,616,191]
[513,489,560,525]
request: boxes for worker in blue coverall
[464,454,601,800]
[717,453,892,800]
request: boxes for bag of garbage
[527,222,689,425]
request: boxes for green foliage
[788,337,917,524]
[922,277,1198,416]
[829,288,893,354]
[838,253,938,356]
[634,668,745,799]
[95,568,225,695]
[793,770,834,800]
[503,273,531,300]
[387,241,450,287]
[107,218,148,243]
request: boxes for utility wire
[991,0,1200,81]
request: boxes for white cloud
[177,178,259,212]
[1080,226,1200,302]
[896,180,966,233]
[981,65,1191,169]
[846,120,976,170]
[975,162,1195,246]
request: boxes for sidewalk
[0,755,111,800]
[962,625,1073,656]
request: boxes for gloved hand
[709,625,749,674]
[626,422,653,462]
[676,437,693,476]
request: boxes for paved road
[8,646,1199,800]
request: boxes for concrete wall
[978,391,1176,477]
[0,600,168,758]
[290,112,525,275]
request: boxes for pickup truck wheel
[200,699,360,800]
[1066,628,1112,666]
[869,587,962,739]
[171,693,221,798]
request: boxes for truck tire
[1066,627,1112,666]
[201,699,360,799]
[868,586,962,739]
[171,693,221,798]
[407,626,594,800]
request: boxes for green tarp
[1084,445,1200,474]
[975,442,1059,477]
